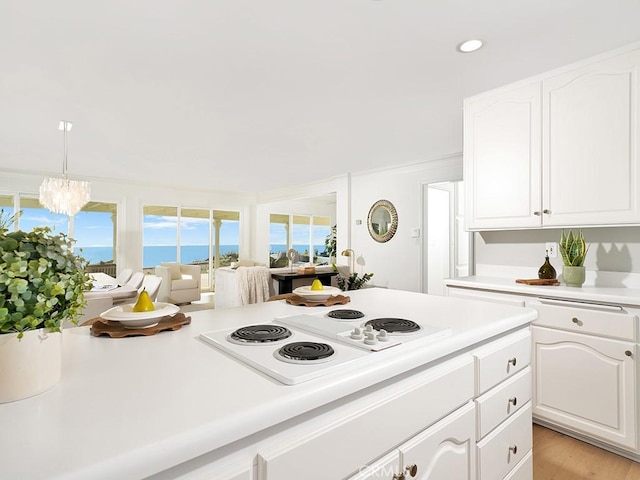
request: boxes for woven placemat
[285,294,350,307]
[90,312,191,338]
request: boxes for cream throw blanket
[237,266,271,305]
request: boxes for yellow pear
[132,288,155,312]
[310,279,324,291]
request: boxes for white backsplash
[475,264,640,288]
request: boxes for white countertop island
[0,288,536,480]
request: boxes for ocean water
[80,244,327,268]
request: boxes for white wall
[349,154,463,292]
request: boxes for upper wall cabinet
[542,50,640,227]
[464,47,640,230]
[464,82,542,230]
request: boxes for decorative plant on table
[336,271,374,291]
[559,230,589,287]
[0,210,92,402]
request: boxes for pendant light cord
[61,120,71,179]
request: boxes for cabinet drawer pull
[508,357,517,367]
[404,464,418,477]
[571,317,581,325]
[509,445,518,454]
[543,209,551,214]
[625,350,633,357]
[509,397,518,406]
[533,211,541,216]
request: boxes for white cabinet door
[464,82,542,230]
[399,402,476,480]
[542,50,640,226]
[533,326,637,450]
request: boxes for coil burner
[327,309,365,320]
[364,318,421,334]
[229,325,292,344]
[276,341,335,364]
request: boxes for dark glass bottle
[538,254,557,279]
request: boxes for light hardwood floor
[533,424,640,479]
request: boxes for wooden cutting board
[515,278,559,286]
[90,312,191,337]
[285,294,351,307]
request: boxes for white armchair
[155,262,201,304]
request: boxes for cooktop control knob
[378,329,389,341]
[364,332,378,345]
[364,324,374,334]
[350,327,364,340]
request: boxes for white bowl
[293,286,342,302]
[100,302,180,328]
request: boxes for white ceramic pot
[0,328,62,403]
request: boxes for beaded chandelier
[39,121,90,216]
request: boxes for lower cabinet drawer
[503,450,532,480]
[532,300,637,341]
[477,403,532,480]
[474,328,531,395]
[476,367,532,439]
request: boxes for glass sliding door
[213,210,240,269]
[74,202,118,277]
[269,213,331,266]
[143,205,178,271]
[269,214,290,267]
[292,215,311,262]
[180,208,211,289]
[143,206,241,291]
[312,216,331,265]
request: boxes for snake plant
[559,230,589,267]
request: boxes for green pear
[132,288,155,312]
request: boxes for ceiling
[2,1,640,193]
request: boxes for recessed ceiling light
[457,39,483,53]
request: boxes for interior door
[423,181,473,295]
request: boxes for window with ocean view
[73,202,118,276]
[7,197,118,276]
[269,214,331,267]
[143,205,240,291]
[18,196,69,236]
[143,205,178,270]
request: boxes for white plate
[100,302,180,328]
[293,286,342,302]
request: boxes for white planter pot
[0,328,62,403]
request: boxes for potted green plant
[335,271,374,291]
[559,230,589,287]
[0,211,91,402]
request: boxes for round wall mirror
[367,199,398,243]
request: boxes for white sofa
[155,262,201,304]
